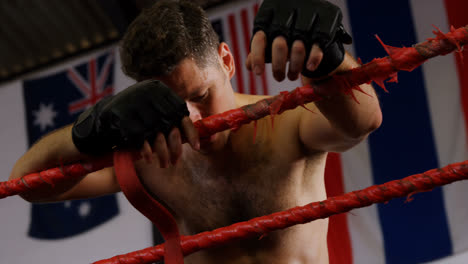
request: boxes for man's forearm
[9,125,89,202]
[308,53,383,139]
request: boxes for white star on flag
[33,102,57,132]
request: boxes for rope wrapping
[94,160,468,264]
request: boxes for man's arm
[298,53,382,152]
[247,0,382,152]
[9,80,199,203]
[9,125,120,203]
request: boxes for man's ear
[218,42,235,79]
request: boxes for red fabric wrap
[325,153,352,264]
[113,151,183,264]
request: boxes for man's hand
[246,0,352,81]
[72,80,199,166]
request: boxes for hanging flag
[335,0,468,263]
[22,50,119,239]
[208,0,271,96]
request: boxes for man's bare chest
[140,141,305,235]
[138,118,317,234]
[177,147,302,231]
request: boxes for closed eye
[191,91,209,103]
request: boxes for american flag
[22,50,119,239]
[209,1,270,96]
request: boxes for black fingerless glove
[72,80,189,155]
[253,0,352,78]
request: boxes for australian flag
[22,51,119,239]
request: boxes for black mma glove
[253,0,352,78]
[72,80,189,155]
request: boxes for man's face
[157,58,236,151]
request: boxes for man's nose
[186,103,202,121]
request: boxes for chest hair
[175,135,302,234]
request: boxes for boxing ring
[1,25,468,264]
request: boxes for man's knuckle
[273,39,287,50]
[292,44,305,55]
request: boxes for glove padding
[72,80,189,155]
[253,0,352,78]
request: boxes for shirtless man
[10,0,382,263]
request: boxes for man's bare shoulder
[234,92,318,127]
[234,91,318,112]
[234,92,271,106]
[232,92,324,160]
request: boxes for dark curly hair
[120,0,220,81]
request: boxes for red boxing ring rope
[94,160,468,264]
[1,25,467,199]
[0,25,467,264]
